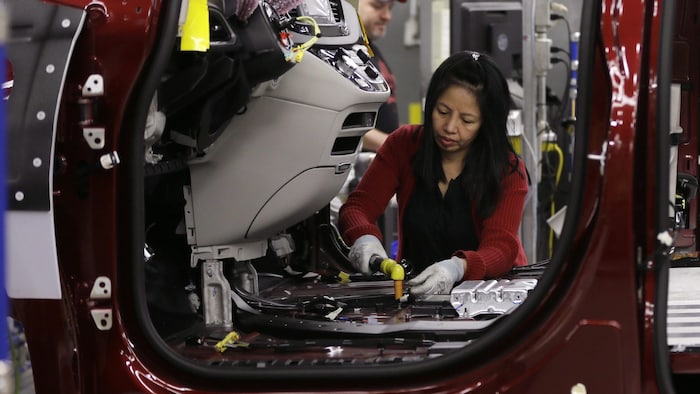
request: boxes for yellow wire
[548,95,575,256]
[287,16,321,63]
[547,142,565,256]
[356,11,374,57]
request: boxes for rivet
[45,64,55,74]
[14,191,24,201]
[32,158,42,168]
[61,19,71,28]
[36,111,46,120]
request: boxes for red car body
[5,0,698,392]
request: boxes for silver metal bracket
[90,309,113,331]
[82,74,104,96]
[202,260,233,328]
[450,279,538,318]
[89,276,112,330]
[83,127,105,149]
[89,276,111,299]
[80,74,105,150]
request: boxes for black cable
[550,14,574,125]
[550,57,573,127]
[551,13,571,41]
[551,46,571,59]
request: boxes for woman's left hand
[407,256,466,295]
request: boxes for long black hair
[412,51,523,218]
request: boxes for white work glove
[348,235,387,274]
[407,256,465,295]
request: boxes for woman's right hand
[348,235,387,274]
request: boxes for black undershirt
[402,173,479,273]
[368,43,399,134]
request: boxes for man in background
[357,0,404,151]
[329,0,405,253]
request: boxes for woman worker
[338,51,529,295]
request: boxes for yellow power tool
[370,255,405,300]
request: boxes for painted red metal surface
[13,1,164,393]
[11,0,694,392]
[640,0,663,391]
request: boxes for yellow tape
[180,0,210,52]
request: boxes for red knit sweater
[339,124,529,280]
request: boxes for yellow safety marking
[180,0,210,52]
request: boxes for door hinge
[89,276,112,330]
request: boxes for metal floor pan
[234,275,536,338]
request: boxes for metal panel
[6,1,84,211]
